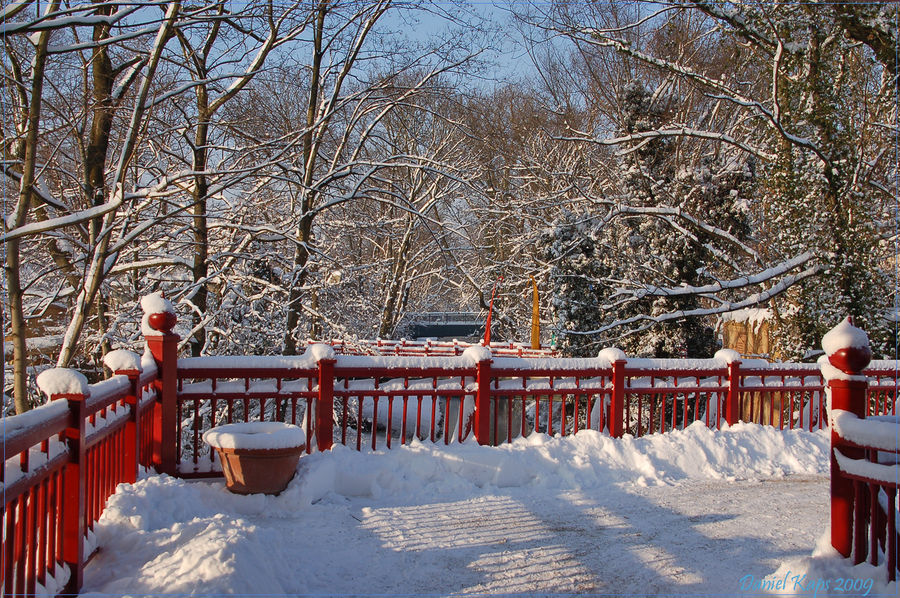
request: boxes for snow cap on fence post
[713,349,741,364]
[307,342,336,362]
[597,347,626,364]
[462,344,492,365]
[36,368,89,402]
[102,349,143,375]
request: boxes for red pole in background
[483,277,502,346]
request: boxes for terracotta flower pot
[203,422,306,495]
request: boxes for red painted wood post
[118,368,142,485]
[145,311,179,476]
[317,357,336,451]
[609,359,626,438]
[726,359,741,426]
[59,389,87,595]
[474,358,493,445]
[826,319,871,558]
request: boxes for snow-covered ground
[81,422,895,597]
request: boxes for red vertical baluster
[356,396,364,451]
[457,393,465,443]
[7,498,17,597]
[548,377,554,436]
[853,480,867,563]
[584,393,590,433]
[50,472,60,578]
[25,486,37,596]
[506,390,513,442]
[15,494,26,596]
[888,486,897,582]
[869,483,879,566]
[341,383,349,446]
[520,396,527,438]
[429,393,437,444]
[636,392,643,437]
[37,479,48,587]
[372,396,380,450]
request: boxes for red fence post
[726,359,741,426]
[609,359,626,438]
[474,358,493,445]
[59,390,87,595]
[119,368,142,485]
[317,357,336,451]
[145,311,179,476]
[826,319,871,558]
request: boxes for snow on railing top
[833,450,900,485]
[831,412,900,452]
[103,348,143,373]
[179,343,334,371]
[36,367,89,397]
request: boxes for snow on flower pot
[203,422,306,495]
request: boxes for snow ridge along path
[80,423,895,597]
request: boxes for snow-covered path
[80,424,892,597]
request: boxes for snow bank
[767,532,895,597]
[290,422,828,504]
[83,424,834,596]
[36,368,89,398]
[831,411,900,452]
[203,422,306,450]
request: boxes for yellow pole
[530,276,540,349]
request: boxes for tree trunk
[283,2,327,354]
[191,116,210,357]
[5,1,59,412]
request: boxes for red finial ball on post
[147,311,177,333]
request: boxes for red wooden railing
[3,307,899,595]
[828,324,900,582]
[2,353,159,596]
